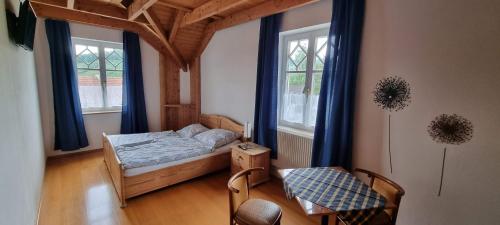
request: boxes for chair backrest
[227,168,264,219]
[355,168,405,224]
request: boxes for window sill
[83,110,121,115]
[277,126,314,139]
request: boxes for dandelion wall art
[373,76,411,173]
[428,114,473,196]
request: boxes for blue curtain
[45,19,89,151]
[253,14,282,159]
[311,0,365,170]
[121,31,149,134]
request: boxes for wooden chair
[228,168,282,225]
[338,168,405,225]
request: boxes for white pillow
[193,129,241,148]
[177,124,209,138]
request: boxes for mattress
[123,140,240,177]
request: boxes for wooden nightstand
[230,143,270,187]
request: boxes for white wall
[0,1,46,225]
[354,0,500,224]
[35,21,162,156]
[201,0,500,224]
[201,20,260,124]
[201,0,332,125]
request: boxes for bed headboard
[200,114,244,138]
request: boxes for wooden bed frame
[103,114,244,207]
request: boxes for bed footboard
[102,133,127,207]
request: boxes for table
[278,168,396,225]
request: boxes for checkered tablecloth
[283,167,386,225]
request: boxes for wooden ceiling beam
[143,8,187,71]
[193,29,215,59]
[74,0,148,24]
[143,8,167,35]
[75,1,126,18]
[29,1,184,69]
[155,1,191,12]
[128,0,158,20]
[207,0,319,32]
[156,1,223,20]
[31,1,138,32]
[169,10,185,42]
[181,0,248,27]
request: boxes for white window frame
[72,37,123,114]
[278,23,330,133]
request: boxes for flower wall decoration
[428,114,473,196]
[373,76,411,112]
[428,114,473,145]
[373,76,411,173]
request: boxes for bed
[103,114,244,207]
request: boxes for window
[72,38,123,113]
[278,24,329,131]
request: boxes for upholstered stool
[228,168,282,225]
[234,199,281,225]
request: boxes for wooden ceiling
[29,0,319,71]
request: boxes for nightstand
[230,143,270,187]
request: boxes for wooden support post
[160,55,199,130]
[160,54,181,130]
[166,58,181,130]
[159,53,168,131]
[190,57,201,122]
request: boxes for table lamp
[240,122,252,150]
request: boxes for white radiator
[273,130,313,169]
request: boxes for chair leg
[274,213,282,225]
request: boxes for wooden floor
[38,151,322,225]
